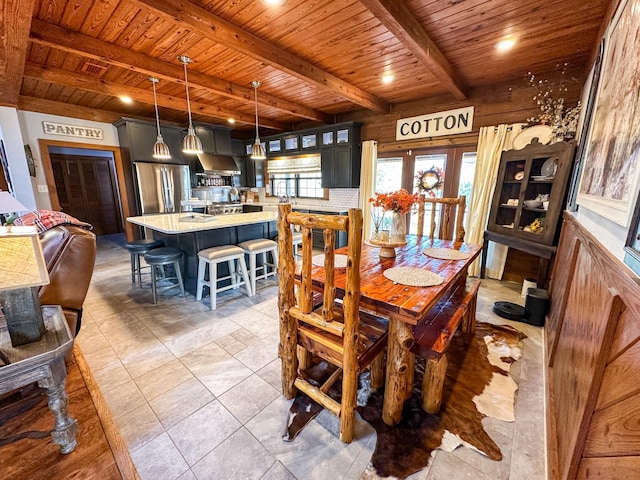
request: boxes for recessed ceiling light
[382,73,394,84]
[228,118,236,124]
[496,38,516,52]
[119,96,133,104]
[264,0,285,5]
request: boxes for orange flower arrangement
[369,189,418,214]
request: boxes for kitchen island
[127,211,278,295]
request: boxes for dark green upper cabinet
[193,124,233,155]
[247,122,361,189]
[320,124,361,189]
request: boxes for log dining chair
[416,194,466,241]
[277,204,388,443]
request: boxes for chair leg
[229,259,237,288]
[150,265,158,305]
[370,351,385,389]
[196,257,206,301]
[130,252,136,284]
[174,260,185,298]
[339,369,358,443]
[249,253,257,295]
[210,261,218,310]
[136,253,144,288]
[272,246,279,274]
[297,346,312,370]
[238,256,253,297]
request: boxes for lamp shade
[0,226,50,291]
[251,141,267,160]
[153,134,172,159]
[183,125,204,154]
[0,191,28,215]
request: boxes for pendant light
[179,55,203,154]
[149,77,171,159]
[250,80,266,160]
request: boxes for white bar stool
[237,239,278,294]
[196,245,253,310]
[292,231,303,257]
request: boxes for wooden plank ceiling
[0,0,611,135]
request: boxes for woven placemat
[422,247,470,260]
[312,253,348,268]
[383,267,444,287]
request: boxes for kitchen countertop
[127,211,277,234]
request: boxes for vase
[390,212,406,243]
[371,206,386,241]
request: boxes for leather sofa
[38,225,96,336]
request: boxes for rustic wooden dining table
[303,234,482,426]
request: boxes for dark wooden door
[50,153,123,236]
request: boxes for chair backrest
[277,203,363,349]
[416,194,466,241]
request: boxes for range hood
[196,153,240,175]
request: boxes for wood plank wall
[546,213,640,479]
[334,66,585,152]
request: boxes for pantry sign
[42,121,104,140]
[396,106,474,141]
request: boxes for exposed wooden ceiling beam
[132,0,391,113]
[29,19,329,123]
[23,63,289,131]
[18,96,134,124]
[0,0,36,106]
[359,0,467,100]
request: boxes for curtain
[467,124,524,278]
[359,140,378,241]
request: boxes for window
[284,135,299,151]
[268,139,281,153]
[376,157,403,193]
[302,134,317,149]
[269,172,324,199]
[458,152,478,228]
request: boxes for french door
[376,146,477,236]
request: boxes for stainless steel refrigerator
[134,162,191,214]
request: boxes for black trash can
[524,288,549,327]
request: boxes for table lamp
[0,190,29,225]
[0,193,49,346]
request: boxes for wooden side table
[0,305,78,453]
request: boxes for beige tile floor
[76,234,546,480]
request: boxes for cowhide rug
[283,322,526,480]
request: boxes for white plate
[541,157,559,177]
[513,125,553,150]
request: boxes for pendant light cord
[150,78,162,136]
[253,80,261,142]
[181,57,194,127]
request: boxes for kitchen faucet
[277,181,289,203]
